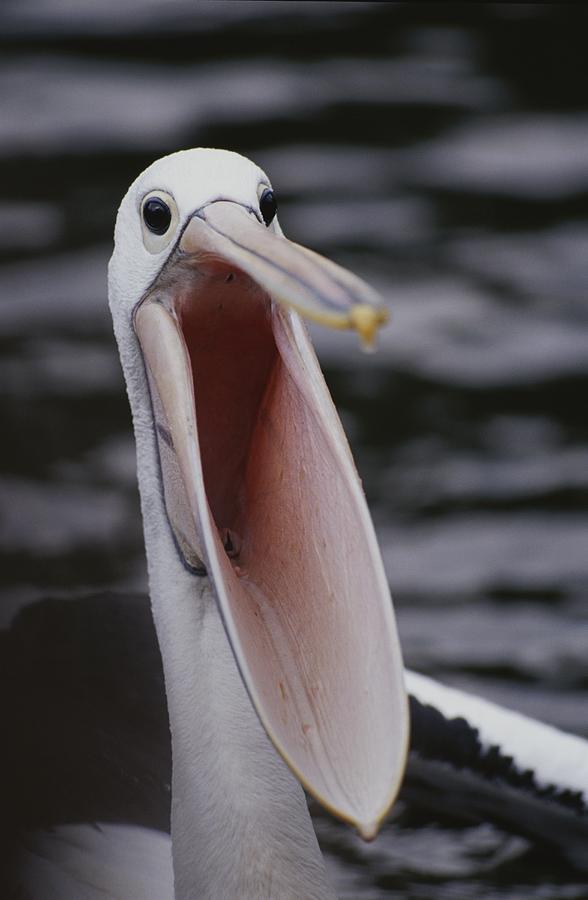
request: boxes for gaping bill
[109,149,408,841]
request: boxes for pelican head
[108,148,408,841]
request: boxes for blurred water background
[0,2,587,897]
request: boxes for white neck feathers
[127,356,335,899]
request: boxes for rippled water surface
[1,3,587,896]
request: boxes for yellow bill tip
[348,304,389,351]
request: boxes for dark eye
[259,189,277,227]
[143,197,172,235]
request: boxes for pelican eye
[259,189,277,227]
[143,197,172,235]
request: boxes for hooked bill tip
[348,304,389,351]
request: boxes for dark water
[0,2,587,896]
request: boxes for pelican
[107,147,408,898]
[6,148,588,898]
